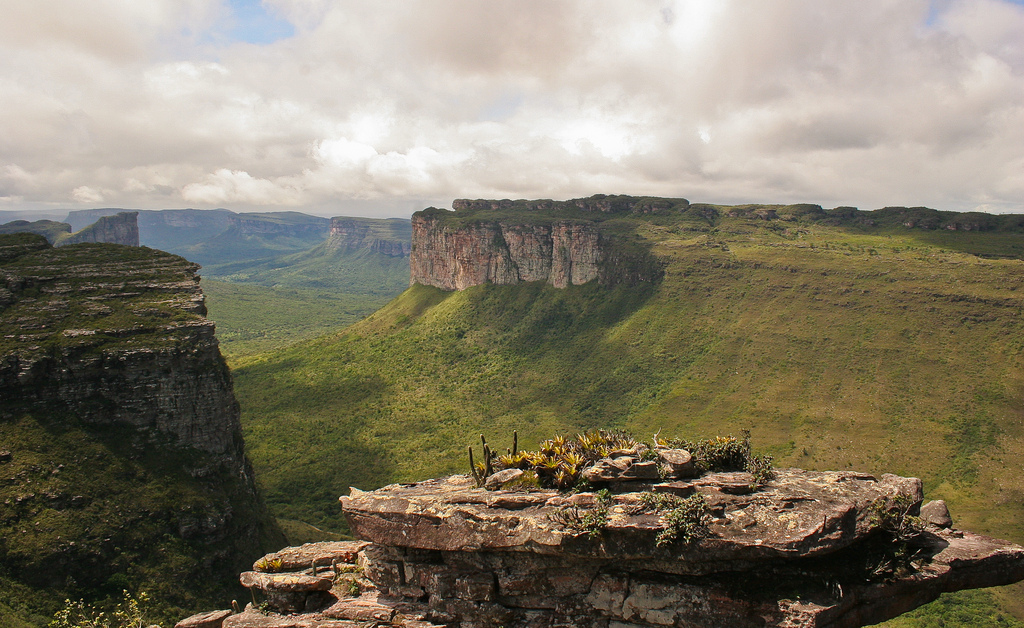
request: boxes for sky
[1,0,1023,218]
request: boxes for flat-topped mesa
[410,195,673,291]
[337,468,1024,628]
[58,211,139,247]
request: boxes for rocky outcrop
[179,465,1024,628]
[410,209,662,291]
[0,234,243,464]
[58,211,140,247]
[328,217,412,257]
[1,212,139,247]
[336,471,1024,628]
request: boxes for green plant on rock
[254,557,284,573]
[863,494,928,582]
[472,429,640,490]
[475,428,774,491]
[870,494,925,543]
[48,591,153,628]
[668,430,775,488]
[548,503,609,539]
[631,491,712,547]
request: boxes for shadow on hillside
[463,279,659,356]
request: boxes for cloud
[182,168,298,205]
[1,0,1023,215]
[72,186,106,203]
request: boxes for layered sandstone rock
[180,467,1024,627]
[409,195,681,291]
[0,235,243,467]
[2,233,282,616]
[410,215,606,290]
[338,472,1024,628]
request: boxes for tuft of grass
[548,504,609,539]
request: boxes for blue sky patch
[224,0,294,45]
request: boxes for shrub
[48,591,154,628]
[630,491,712,547]
[669,430,775,488]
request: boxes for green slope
[202,279,394,360]
[232,206,1024,621]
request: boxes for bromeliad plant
[469,429,639,490]
[470,429,775,491]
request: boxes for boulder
[656,448,696,479]
[484,468,523,489]
[921,499,953,528]
[254,541,368,572]
[239,571,334,614]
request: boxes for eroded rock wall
[410,214,646,291]
[1,236,243,468]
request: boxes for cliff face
[0,234,281,619]
[328,217,411,257]
[410,208,661,291]
[0,234,238,462]
[58,211,140,247]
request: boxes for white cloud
[0,0,1023,215]
[72,186,106,203]
[182,169,299,205]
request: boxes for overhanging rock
[340,469,1024,628]
[176,467,1024,628]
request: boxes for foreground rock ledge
[179,469,1024,628]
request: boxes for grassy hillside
[232,206,1024,621]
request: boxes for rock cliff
[57,211,140,246]
[410,196,670,291]
[1,212,140,247]
[0,234,281,620]
[0,234,240,463]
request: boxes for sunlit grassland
[201,279,393,362]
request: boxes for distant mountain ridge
[0,212,139,247]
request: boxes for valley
[5,199,1024,626]
[226,199,1024,625]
